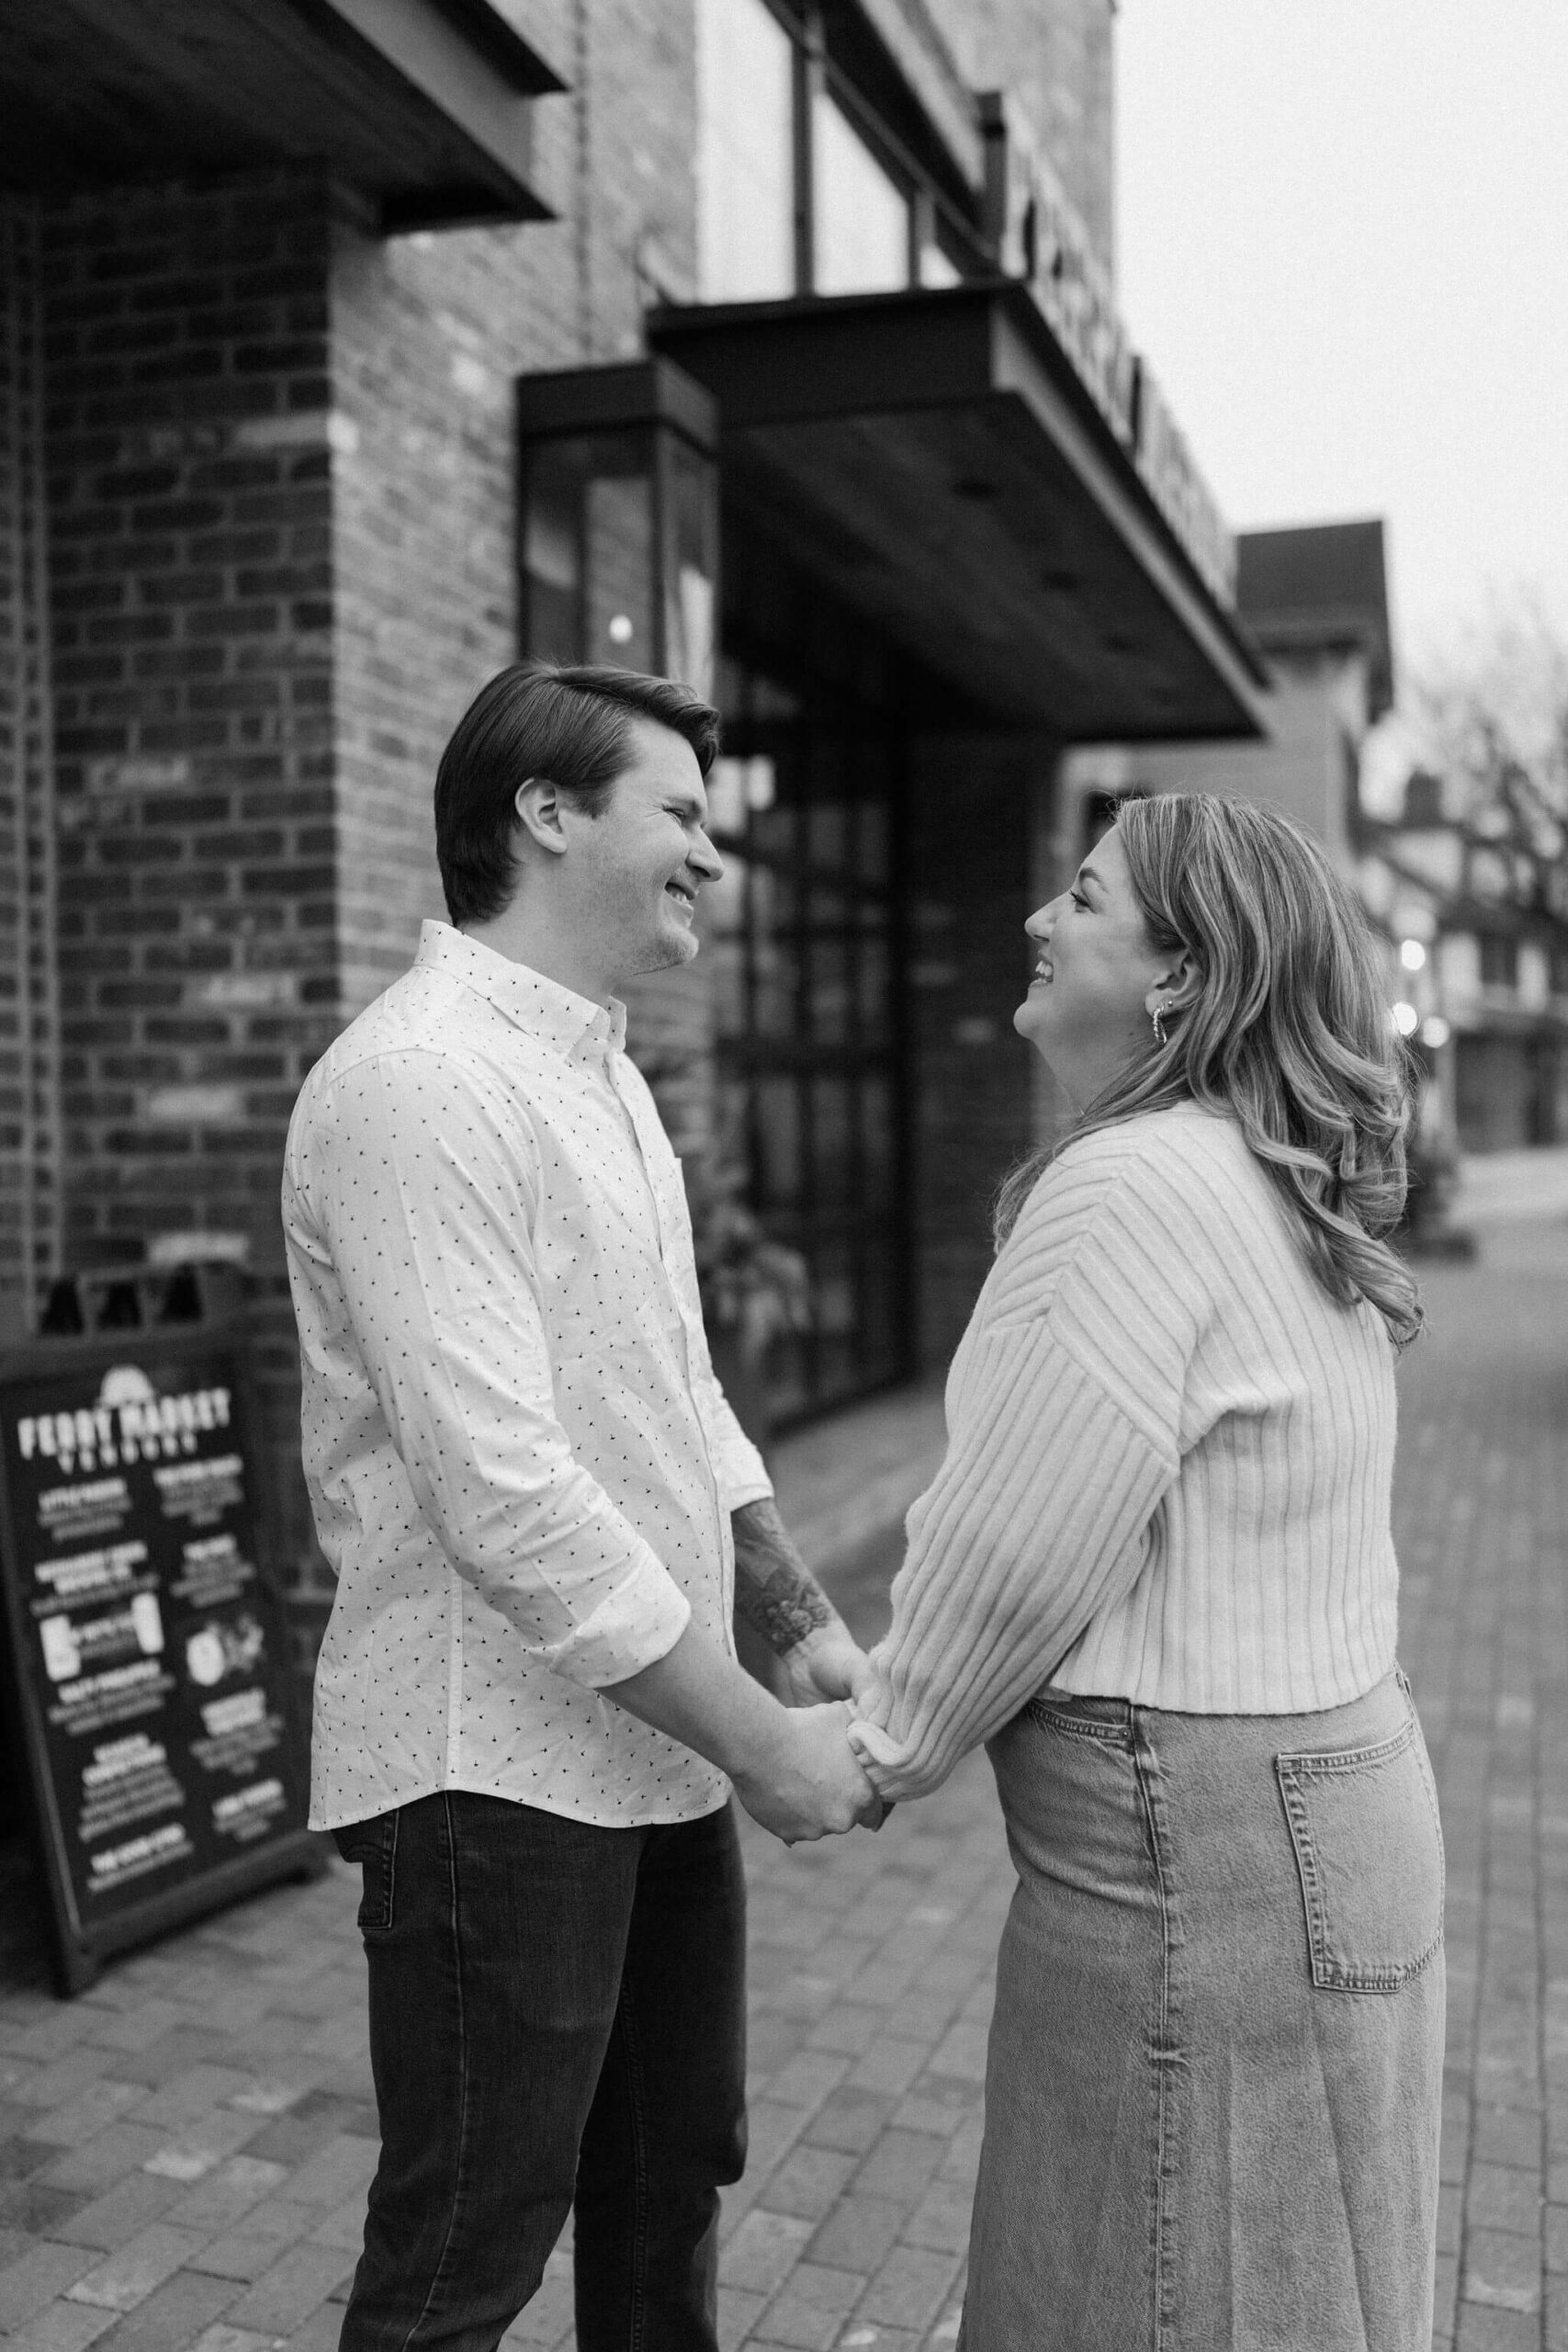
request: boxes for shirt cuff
[545,1551,693,1690]
[716,1430,773,1515]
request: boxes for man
[283,663,878,2352]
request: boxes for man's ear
[513,776,570,859]
[1145,943,1201,1016]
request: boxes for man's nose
[691,831,723,882]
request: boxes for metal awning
[0,0,563,227]
[649,283,1269,741]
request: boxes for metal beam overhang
[649,284,1270,741]
[0,0,561,226]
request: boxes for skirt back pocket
[1276,1713,1444,1992]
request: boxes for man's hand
[732,1498,874,1709]
[729,1700,884,1843]
[776,1623,877,1709]
[601,1619,883,1844]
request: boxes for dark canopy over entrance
[651,283,1269,743]
[0,0,562,226]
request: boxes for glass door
[704,681,910,1422]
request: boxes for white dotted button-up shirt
[283,920,773,1831]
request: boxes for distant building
[1059,517,1394,874]
[1356,769,1568,1153]
[1056,513,1568,1155]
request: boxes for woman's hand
[846,1670,946,1804]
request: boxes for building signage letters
[980,93,1237,611]
[980,92,1135,447]
[1130,363,1238,609]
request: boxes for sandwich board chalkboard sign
[0,1268,321,1996]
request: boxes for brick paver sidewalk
[1,1217,1564,2352]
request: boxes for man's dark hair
[434,662,721,926]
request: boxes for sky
[1114,0,1568,692]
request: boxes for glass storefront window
[709,630,910,1424]
[520,439,587,667]
[519,370,718,695]
[756,1074,802,1209]
[919,239,962,288]
[813,92,911,296]
[702,850,749,1042]
[695,3,971,311]
[665,433,717,701]
[695,0,795,302]
[521,431,658,670]
[583,458,656,673]
[808,939,851,1043]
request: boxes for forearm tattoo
[732,1497,836,1657]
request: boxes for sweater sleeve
[852,1142,1206,1797]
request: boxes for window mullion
[793,6,824,295]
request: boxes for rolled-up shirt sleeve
[706,1388,773,1514]
[299,1049,690,1689]
[687,1328,773,1515]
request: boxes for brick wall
[12,0,715,1636]
[0,214,28,1297]
[326,0,703,1023]
[0,198,59,1309]
[927,0,1117,271]
[906,732,1045,1364]
[15,2,1084,1658]
[39,168,340,1585]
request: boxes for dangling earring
[1152,999,1174,1048]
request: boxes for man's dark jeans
[331,1792,748,2352]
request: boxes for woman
[849,794,1444,2352]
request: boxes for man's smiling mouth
[665,879,696,911]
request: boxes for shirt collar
[416,921,626,1059]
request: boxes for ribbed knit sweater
[853,1102,1400,1799]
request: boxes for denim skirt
[962,1671,1445,2352]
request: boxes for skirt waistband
[1023,1667,1411,1752]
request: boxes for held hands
[601,1614,888,1842]
[844,1670,936,1806]
[726,1503,883,1832]
[729,1699,887,1845]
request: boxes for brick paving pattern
[0,1215,1563,2351]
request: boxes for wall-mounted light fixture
[518,358,720,699]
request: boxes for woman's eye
[1069,890,1089,910]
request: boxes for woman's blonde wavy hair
[994,792,1425,1349]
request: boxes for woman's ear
[1145,944,1201,1017]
